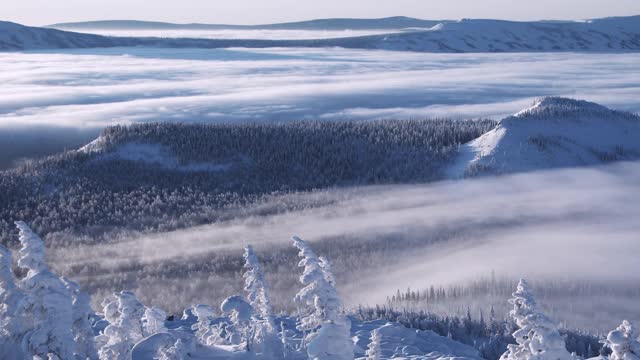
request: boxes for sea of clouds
[2,49,640,129]
[48,161,640,331]
[2,48,640,168]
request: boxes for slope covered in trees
[0,119,494,242]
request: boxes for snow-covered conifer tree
[143,307,168,336]
[499,279,573,360]
[243,245,281,355]
[605,320,640,360]
[192,304,218,346]
[98,291,146,360]
[220,295,254,349]
[0,244,29,360]
[15,221,75,360]
[62,277,99,360]
[292,236,353,360]
[243,245,275,328]
[319,256,336,287]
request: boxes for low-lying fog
[53,28,407,40]
[2,49,640,169]
[48,161,640,332]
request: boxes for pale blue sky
[3,0,640,26]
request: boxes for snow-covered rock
[448,97,640,177]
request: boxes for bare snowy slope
[333,16,640,52]
[448,97,640,177]
[3,16,640,52]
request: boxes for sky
[2,0,640,26]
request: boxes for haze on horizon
[3,0,640,27]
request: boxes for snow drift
[449,97,640,177]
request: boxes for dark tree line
[0,119,495,243]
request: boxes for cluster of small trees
[362,280,639,360]
[385,275,640,334]
[0,221,354,359]
[0,119,495,242]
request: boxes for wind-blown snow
[448,97,640,177]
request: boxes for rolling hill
[448,97,640,177]
[2,16,640,52]
[0,21,133,50]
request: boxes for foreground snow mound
[449,97,640,177]
[354,321,482,360]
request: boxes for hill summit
[449,97,640,177]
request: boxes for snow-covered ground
[81,141,233,172]
[448,97,640,177]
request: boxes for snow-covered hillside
[347,16,640,52]
[0,21,125,50]
[448,97,640,177]
[3,16,640,52]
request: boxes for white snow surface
[353,321,481,360]
[448,97,640,177]
[86,142,232,172]
[127,316,482,360]
[368,17,640,52]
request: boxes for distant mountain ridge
[48,16,444,30]
[0,21,134,50]
[3,15,640,52]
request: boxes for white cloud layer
[50,161,640,329]
[2,48,640,129]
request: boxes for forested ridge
[0,119,495,243]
